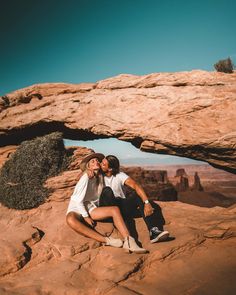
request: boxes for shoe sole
[151,231,169,243]
[124,248,147,254]
[107,244,123,248]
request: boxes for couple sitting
[66,153,169,253]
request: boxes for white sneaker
[105,236,123,248]
[150,227,169,243]
[123,236,147,254]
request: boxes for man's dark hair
[106,155,120,176]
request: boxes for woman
[66,152,147,253]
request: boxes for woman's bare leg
[90,206,129,238]
[66,212,106,243]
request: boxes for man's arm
[124,177,154,216]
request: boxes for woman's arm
[71,173,90,217]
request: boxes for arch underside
[1,121,235,174]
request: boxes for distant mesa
[122,166,178,201]
[173,168,204,192]
[175,168,188,177]
[122,166,205,202]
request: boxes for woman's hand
[84,216,95,227]
[144,203,154,217]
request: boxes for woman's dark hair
[106,155,120,176]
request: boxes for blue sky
[1,0,235,96]
[64,138,206,165]
[1,0,235,165]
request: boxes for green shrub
[214,57,234,73]
[0,132,70,210]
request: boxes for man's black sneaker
[150,227,169,243]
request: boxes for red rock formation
[172,168,189,192]
[122,166,177,201]
[191,171,204,191]
[0,70,235,173]
[0,146,235,294]
[175,168,188,177]
[0,181,235,294]
[68,146,95,170]
[0,69,235,294]
[173,169,204,192]
[175,175,189,192]
[0,145,17,168]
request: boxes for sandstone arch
[0,70,235,173]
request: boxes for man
[100,155,170,243]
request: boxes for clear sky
[1,0,235,165]
[64,138,206,165]
[1,0,235,96]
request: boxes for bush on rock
[0,132,70,210]
[214,57,234,73]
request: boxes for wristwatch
[144,200,150,204]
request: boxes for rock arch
[0,70,235,173]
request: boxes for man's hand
[84,216,95,227]
[144,203,154,217]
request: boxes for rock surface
[0,191,235,294]
[0,145,18,168]
[0,70,235,173]
[0,147,236,294]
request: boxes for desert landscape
[1,0,236,293]
[0,144,236,295]
[0,70,235,294]
[122,164,236,208]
